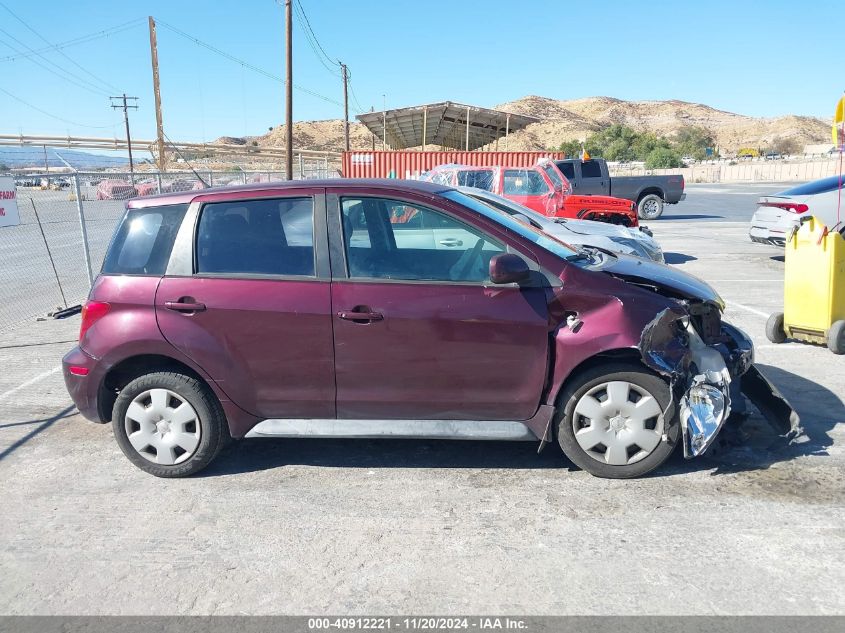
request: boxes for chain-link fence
[609,156,842,183]
[0,163,340,333]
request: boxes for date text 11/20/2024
[308,617,528,630]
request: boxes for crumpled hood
[598,252,725,308]
[558,217,640,239]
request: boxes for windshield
[441,190,579,260]
[541,163,570,193]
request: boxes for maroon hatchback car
[63,179,798,478]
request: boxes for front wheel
[828,320,845,355]
[556,363,679,478]
[637,194,664,220]
[112,371,228,477]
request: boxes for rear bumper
[749,225,787,247]
[62,346,105,423]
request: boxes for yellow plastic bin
[766,216,845,354]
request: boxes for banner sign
[0,176,21,228]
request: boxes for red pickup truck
[424,163,638,227]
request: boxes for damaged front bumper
[640,308,801,459]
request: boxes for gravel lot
[0,184,843,615]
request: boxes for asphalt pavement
[0,183,843,615]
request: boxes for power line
[293,0,340,76]
[0,18,145,63]
[0,27,112,97]
[155,19,344,107]
[0,86,115,129]
[0,2,121,93]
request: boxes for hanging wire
[0,86,114,128]
[0,2,122,93]
[0,18,145,62]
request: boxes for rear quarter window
[101,204,188,275]
[779,176,845,196]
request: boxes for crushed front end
[639,301,801,458]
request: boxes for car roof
[127,178,453,208]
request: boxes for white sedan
[458,187,665,263]
[750,175,845,246]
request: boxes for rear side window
[456,169,495,191]
[503,170,548,196]
[580,160,603,179]
[779,176,845,196]
[196,197,315,276]
[557,162,575,180]
[101,204,188,275]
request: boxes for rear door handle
[439,238,463,247]
[337,310,383,322]
[164,300,207,312]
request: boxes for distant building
[803,143,835,156]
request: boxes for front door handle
[164,300,206,313]
[337,309,383,323]
[439,238,463,247]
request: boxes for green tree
[557,139,582,158]
[645,147,683,169]
[673,126,715,160]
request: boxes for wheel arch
[637,187,665,202]
[98,354,206,423]
[548,347,654,409]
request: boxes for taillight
[760,201,809,214]
[79,301,110,342]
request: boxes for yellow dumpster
[766,216,845,354]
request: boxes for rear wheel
[828,320,845,355]
[112,371,227,477]
[556,363,679,478]
[637,194,664,220]
[766,312,787,344]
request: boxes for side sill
[244,418,538,441]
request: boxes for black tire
[637,194,664,220]
[112,371,228,477]
[765,312,787,344]
[828,320,845,355]
[556,362,680,478]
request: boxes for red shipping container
[342,150,564,179]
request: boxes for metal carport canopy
[356,101,538,151]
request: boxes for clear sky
[1,0,841,145]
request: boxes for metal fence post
[298,153,304,179]
[157,172,163,194]
[73,173,95,288]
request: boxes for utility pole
[340,62,349,152]
[111,94,139,181]
[382,94,386,150]
[284,0,293,180]
[148,16,166,172]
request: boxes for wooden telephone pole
[148,16,166,171]
[284,0,293,180]
[111,94,139,180]
[340,62,349,152]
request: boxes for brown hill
[219,96,830,154]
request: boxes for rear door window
[101,203,188,275]
[503,170,549,196]
[580,160,603,179]
[456,170,495,191]
[196,197,315,276]
[557,162,576,180]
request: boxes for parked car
[96,180,137,200]
[749,175,845,246]
[63,179,796,479]
[458,186,664,263]
[424,163,639,227]
[554,158,686,220]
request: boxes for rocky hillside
[218,96,830,154]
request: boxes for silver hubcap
[124,388,201,465]
[572,381,664,465]
[642,199,659,217]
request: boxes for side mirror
[489,253,530,284]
